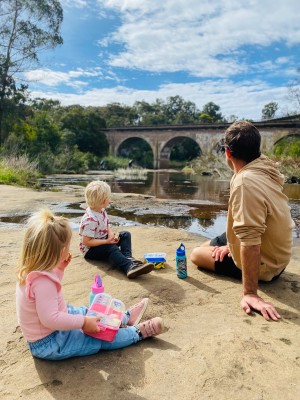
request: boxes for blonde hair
[17,209,72,285]
[85,180,111,209]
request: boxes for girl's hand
[82,316,101,333]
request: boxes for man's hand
[241,294,281,321]
[211,245,231,262]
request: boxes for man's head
[224,121,261,163]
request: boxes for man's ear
[225,147,232,158]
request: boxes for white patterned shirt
[79,207,108,256]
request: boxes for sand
[0,184,299,400]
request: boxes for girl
[16,209,165,360]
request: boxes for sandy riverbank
[0,184,299,400]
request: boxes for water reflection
[110,171,231,204]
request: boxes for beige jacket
[227,155,294,281]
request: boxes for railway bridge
[105,119,300,169]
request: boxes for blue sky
[24,0,300,121]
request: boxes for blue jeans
[85,231,132,273]
[28,305,140,361]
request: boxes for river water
[36,170,300,240]
[0,170,299,239]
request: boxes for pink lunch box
[83,293,125,342]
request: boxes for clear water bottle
[89,274,105,305]
[176,243,187,279]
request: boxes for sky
[23,0,300,121]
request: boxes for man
[190,121,294,321]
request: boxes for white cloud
[96,0,300,77]
[23,68,105,88]
[29,78,298,120]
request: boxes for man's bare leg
[190,240,216,272]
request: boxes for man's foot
[128,298,149,326]
[136,317,165,339]
[127,260,154,279]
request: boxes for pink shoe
[137,317,164,339]
[128,298,149,326]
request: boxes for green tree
[3,111,61,157]
[133,99,167,125]
[201,102,223,122]
[0,82,31,139]
[199,113,213,123]
[133,96,200,125]
[60,106,108,157]
[31,111,61,153]
[0,0,63,145]
[164,95,199,124]
[261,102,278,120]
[98,103,138,127]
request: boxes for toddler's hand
[82,316,101,334]
[107,236,117,244]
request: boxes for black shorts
[210,233,284,281]
[210,233,242,279]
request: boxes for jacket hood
[26,270,61,300]
[240,155,285,186]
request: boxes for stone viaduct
[104,118,300,169]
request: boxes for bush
[101,156,130,170]
[35,146,95,174]
[272,136,300,158]
[52,146,91,173]
[191,153,232,178]
[268,155,300,178]
[0,155,40,186]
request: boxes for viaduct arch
[105,119,300,169]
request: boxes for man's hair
[17,209,72,285]
[224,121,261,163]
[85,180,111,209]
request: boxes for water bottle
[89,274,105,305]
[176,243,187,279]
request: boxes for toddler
[79,180,154,279]
[16,209,165,360]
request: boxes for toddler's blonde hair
[85,180,111,209]
[17,209,72,285]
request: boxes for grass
[115,168,148,180]
[0,155,41,187]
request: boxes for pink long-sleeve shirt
[16,269,85,342]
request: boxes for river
[37,170,300,240]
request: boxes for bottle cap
[176,243,186,256]
[91,274,104,294]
